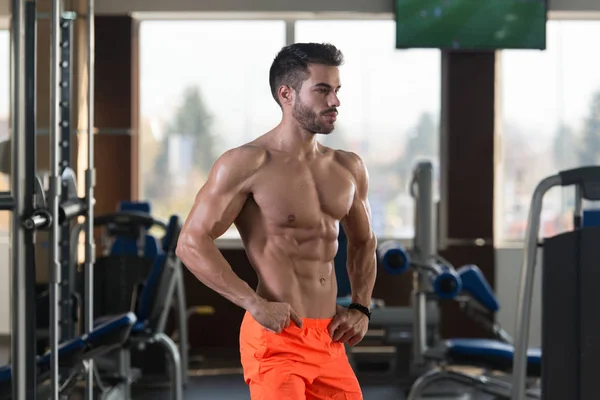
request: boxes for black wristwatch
[348,302,371,320]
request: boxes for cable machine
[8,0,96,398]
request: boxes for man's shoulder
[210,144,271,190]
[217,143,270,171]
[332,149,368,179]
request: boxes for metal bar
[175,266,189,385]
[29,214,50,229]
[574,185,582,229]
[410,161,435,367]
[24,3,39,397]
[59,198,87,223]
[59,16,74,344]
[49,0,63,397]
[154,333,183,400]
[35,127,132,135]
[408,370,543,400]
[11,0,30,397]
[511,174,561,400]
[85,0,96,398]
[0,192,15,210]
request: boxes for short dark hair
[269,43,344,105]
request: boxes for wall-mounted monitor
[395,0,547,50]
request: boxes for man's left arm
[343,155,377,308]
[328,152,377,346]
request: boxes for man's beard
[292,100,336,135]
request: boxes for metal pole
[49,0,63,397]
[59,16,74,344]
[84,0,96,398]
[574,185,582,229]
[511,175,561,400]
[10,0,30,398]
[411,161,435,367]
[24,2,39,398]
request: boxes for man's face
[292,64,341,135]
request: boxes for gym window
[496,19,600,244]
[137,19,287,241]
[137,17,442,242]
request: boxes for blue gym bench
[379,241,543,399]
[405,266,542,399]
[0,312,137,400]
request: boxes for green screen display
[395,0,547,50]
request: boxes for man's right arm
[175,146,265,314]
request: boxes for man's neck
[271,119,319,160]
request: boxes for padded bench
[86,312,137,358]
[427,338,542,377]
[0,312,137,399]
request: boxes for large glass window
[295,20,441,238]
[498,20,600,242]
[138,18,441,240]
[138,20,286,238]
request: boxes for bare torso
[234,139,357,319]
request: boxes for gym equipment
[512,166,600,400]
[91,238,185,400]
[582,208,600,227]
[105,201,166,257]
[7,0,96,398]
[79,213,186,398]
[35,167,87,353]
[384,161,541,399]
[378,240,411,276]
[338,246,440,381]
[85,210,189,387]
[86,210,169,316]
[0,312,136,400]
[335,217,440,380]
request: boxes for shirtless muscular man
[176,43,377,399]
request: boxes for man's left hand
[327,305,369,347]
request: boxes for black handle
[559,166,600,201]
[94,210,167,230]
[559,166,600,186]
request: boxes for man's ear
[278,85,294,105]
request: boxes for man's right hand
[250,299,303,333]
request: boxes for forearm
[347,237,378,306]
[177,236,262,312]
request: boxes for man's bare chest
[249,160,356,226]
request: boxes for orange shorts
[239,311,363,400]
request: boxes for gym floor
[0,346,497,399]
[129,373,498,399]
[129,352,500,400]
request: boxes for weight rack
[8,0,96,399]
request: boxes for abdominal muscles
[236,211,342,319]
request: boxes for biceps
[182,186,248,241]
